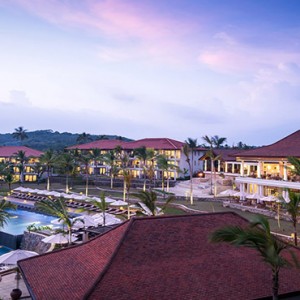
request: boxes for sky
[0,0,299,146]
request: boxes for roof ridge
[84,218,135,299]
[166,138,179,149]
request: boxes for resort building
[204,130,300,199]
[0,146,43,182]
[18,213,300,299]
[67,138,205,180]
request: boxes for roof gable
[234,130,300,158]
[19,213,300,300]
[0,146,43,157]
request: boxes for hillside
[0,130,133,151]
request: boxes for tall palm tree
[285,190,300,246]
[78,154,91,196]
[13,150,28,184]
[210,215,291,300]
[30,162,45,185]
[0,162,15,191]
[90,192,108,226]
[134,190,175,216]
[89,148,102,174]
[35,198,75,245]
[145,148,156,190]
[183,138,198,205]
[134,146,148,191]
[211,135,227,148]
[119,153,130,202]
[76,132,92,144]
[156,154,179,194]
[56,153,78,193]
[12,126,28,143]
[102,150,118,189]
[40,149,57,190]
[123,169,133,219]
[0,200,17,227]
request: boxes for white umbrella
[73,195,88,201]
[260,195,279,202]
[219,189,236,196]
[73,215,98,228]
[246,193,260,199]
[0,249,38,265]
[42,233,77,244]
[50,218,67,225]
[37,190,48,195]
[233,191,249,197]
[46,191,62,197]
[109,200,128,206]
[92,213,122,226]
[64,194,77,199]
[88,196,116,204]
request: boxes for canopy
[0,249,38,265]
[109,200,128,206]
[73,215,98,228]
[219,189,236,197]
[42,233,77,244]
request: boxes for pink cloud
[10,0,196,63]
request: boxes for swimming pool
[0,245,12,255]
[1,209,58,235]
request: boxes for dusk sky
[0,0,299,146]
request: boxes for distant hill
[0,130,133,151]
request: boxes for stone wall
[20,231,52,254]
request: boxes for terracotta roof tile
[0,146,43,157]
[234,130,300,158]
[19,213,300,300]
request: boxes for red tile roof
[19,213,300,300]
[234,130,300,158]
[0,146,43,157]
[67,140,127,150]
[67,138,189,151]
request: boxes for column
[240,161,245,176]
[257,162,262,178]
[225,162,228,173]
[283,162,288,181]
[204,160,207,171]
[217,160,221,172]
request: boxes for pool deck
[0,270,31,300]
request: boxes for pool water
[1,209,58,235]
[0,245,12,255]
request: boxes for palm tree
[145,148,156,190]
[13,150,28,184]
[0,200,17,227]
[285,190,300,246]
[119,153,130,202]
[287,156,300,176]
[134,190,175,216]
[210,215,291,300]
[89,148,102,174]
[123,169,133,219]
[0,162,15,191]
[12,126,28,143]
[102,150,117,189]
[202,135,227,148]
[30,162,45,185]
[56,153,78,193]
[156,154,179,195]
[134,146,148,191]
[90,192,108,226]
[76,132,92,144]
[35,198,75,245]
[78,154,91,196]
[183,138,198,205]
[39,149,57,190]
[211,135,227,148]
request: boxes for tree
[89,148,102,174]
[134,146,148,191]
[285,190,300,246]
[56,153,78,193]
[13,150,28,184]
[183,138,198,205]
[119,152,130,202]
[90,192,108,226]
[30,162,45,185]
[35,198,75,245]
[287,156,300,176]
[39,149,57,190]
[123,169,133,219]
[134,190,175,216]
[76,132,92,144]
[0,200,17,227]
[0,162,15,191]
[78,154,91,196]
[156,154,179,195]
[12,126,28,143]
[102,150,118,189]
[210,215,292,300]
[202,135,227,148]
